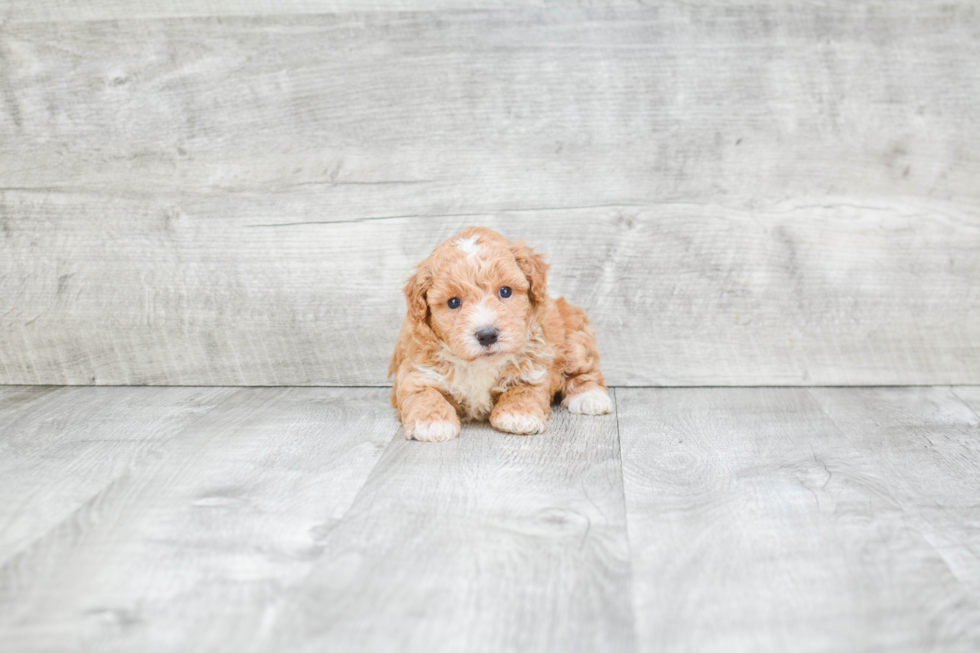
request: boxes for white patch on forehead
[455,235,485,259]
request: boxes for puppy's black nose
[476,327,499,347]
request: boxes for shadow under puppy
[390,226,611,442]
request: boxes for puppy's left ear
[510,240,549,304]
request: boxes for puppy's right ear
[510,240,549,305]
[403,262,433,325]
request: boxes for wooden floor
[0,386,978,652]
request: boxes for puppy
[389,226,611,442]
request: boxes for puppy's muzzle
[475,327,499,347]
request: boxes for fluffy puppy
[389,226,611,442]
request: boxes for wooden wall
[1,2,978,386]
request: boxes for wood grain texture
[618,386,980,653]
[2,4,979,386]
[1,386,979,651]
[0,387,396,653]
[2,201,978,386]
[808,386,980,601]
[0,385,61,417]
[0,0,642,22]
[257,405,633,653]
[0,0,966,22]
[0,385,234,565]
[3,7,976,204]
[952,386,980,416]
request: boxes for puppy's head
[403,226,548,362]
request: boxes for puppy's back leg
[557,299,612,416]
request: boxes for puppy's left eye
[498,286,512,299]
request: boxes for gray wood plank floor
[619,387,980,653]
[1,386,978,652]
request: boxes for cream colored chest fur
[421,352,547,421]
[442,356,512,420]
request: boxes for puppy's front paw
[490,408,546,435]
[563,388,612,415]
[407,419,460,442]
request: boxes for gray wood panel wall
[2,2,978,386]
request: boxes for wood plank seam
[617,386,980,652]
[0,388,241,568]
[0,387,404,647]
[610,386,644,653]
[0,468,141,628]
[806,386,980,608]
[3,6,979,386]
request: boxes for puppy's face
[406,228,548,363]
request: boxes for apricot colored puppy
[389,227,611,442]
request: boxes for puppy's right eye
[447,297,461,309]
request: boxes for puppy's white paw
[407,420,460,442]
[563,388,612,415]
[491,410,546,435]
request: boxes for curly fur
[389,227,611,442]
